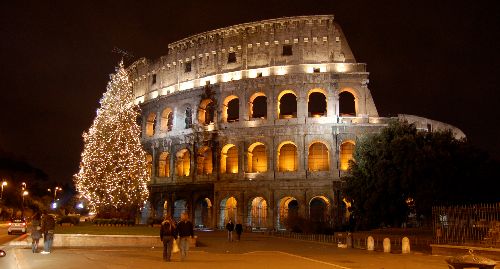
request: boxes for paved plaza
[0,230,459,269]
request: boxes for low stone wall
[431,244,500,260]
[11,234,197,248]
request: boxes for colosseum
[128,15,464,230]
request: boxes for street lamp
[48,187,62,203]
[1,181,7,200]
[22,190,29,216]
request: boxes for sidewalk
[1,231,453,269]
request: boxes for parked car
[7,217,27,235]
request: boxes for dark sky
[1,0,499,185]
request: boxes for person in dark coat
[160,215,177,262]
[30,212,42,253]
[235,223,243,241]
[40,211,55,254]
[226,219,234,241]
[176,212,194,261]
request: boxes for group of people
[29,211,56,254]
[225,219,243,241]
[159,212,194,262]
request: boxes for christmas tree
[74,61,149,216]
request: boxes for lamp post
[1,181,7,200]
[22,190,29,217]
[48,187,62,208]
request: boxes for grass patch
[55,222,160,236]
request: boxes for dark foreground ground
[0,230,472,269]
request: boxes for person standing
[40,211,55,254]
[160,215,177,262]
[226,219,234,242]
[176,212,193,261]
[235,223,243,241]
[30,212,42,253]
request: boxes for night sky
[1,1,499,185]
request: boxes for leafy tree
[74,61,149,216]
[344,120,497,229]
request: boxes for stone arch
[175,148,191,176]
[277,141,298,172]
[146,154,153,179]
[249,92,267,119]
[277,196,299,230]
[308,142,329,171]
[221,144,238,174]
[308,88,327,117]
[160,107,174,132]
[277,90,297,119]
[339,88,358,116]
[248,142,267,173]
[247,197,268,228]
[146,113,156,137]
[198,99,215,125]
[223,95,239,122]
[219,196,237,227]
[194,197,212,228]
[309,196,330,222]
[197,146,213,175]
[158,151,170,177]
[173,199,188,221]
[340,140,355,171]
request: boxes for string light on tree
[74,61,149,215]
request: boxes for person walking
[160,214,177,262]
[176,212,193,261]
[30,212,42,253]
[40,211,55,254]
[235,223,243,241]
[226,219,234,242]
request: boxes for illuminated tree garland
[74,61,149,214]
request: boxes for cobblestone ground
[1,231,453,269]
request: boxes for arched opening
[223,95,239,123]
[248,197,267,229]
[308,142,329,171]
[278,91,297,119]
[221,144,238,174]
[219,196,237,227]
[194,198,212,228]
[249,92,267,119]
[339,91,356,116]
[158,152,170,177]
[340,141,355,171]
[278,142,297,172]
[198,99,215,125]
[160,108,173,132]
[278,197,299,230]
[146,113,156,137]
[146,154,153,179]
[309,196,330,222]
[197,146,213,175]
[176,149,191,176]
[173,199,188,221]
[248,142,267,173]
[308,91,327,117]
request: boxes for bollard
[402,237,410,254]
[367,236,374,251]
[383,237,391,253]
[346,233,352,248]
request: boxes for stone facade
[129,15,463,230]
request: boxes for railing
[432,203,500,247]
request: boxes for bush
[147,217,162,227]
[58,215,80,225]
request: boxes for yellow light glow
[275,66,288,76]
[150,91,158,99]
[336,63,346,73]
[180,81,194,91]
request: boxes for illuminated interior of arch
[278,196,298,229]
[308,142,329,171]
[308,89,327,117]
[197,146,213,175]
[278,91,297,119]
[198,99,215,125]
[339,90,356,116]
[278,142,298,172]
[223,95,239,123]
[249,92,267,119]
[221,144,238,174]
[220,196,237,226]
[146,113,156,136]
[158,152,170,177]
[176,149,190,176]
[309,196,330,222]
[249,197,267,228]
[160,108,173,131]
[340,141,355,171]
[248,142,267,173]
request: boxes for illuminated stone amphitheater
[129,15,464,229]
